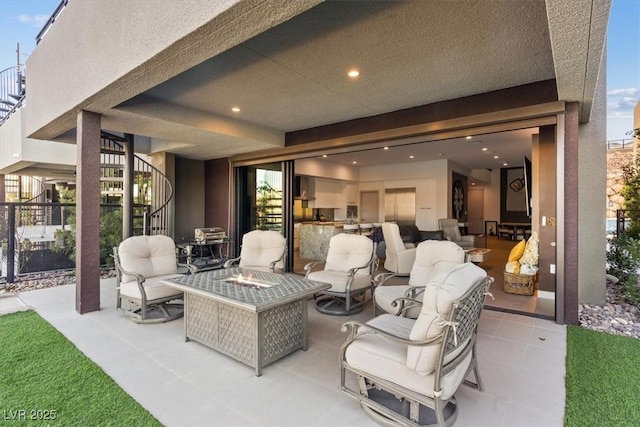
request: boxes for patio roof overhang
[23,0,610,162]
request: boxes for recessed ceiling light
[493,155,499,159]
[347,69,360,78]
[465,136,472,140]
[352,161,357,164]
[471,182,476,186]
[409,155,415,159]
[383,146,389,150]
[322,154,327,158]
[503,162,508,166]
[482,147,488,151]
[231,107,240,113]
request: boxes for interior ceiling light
[231,107,240,113]
[322,154,328,158]
[383,146,389,150]
[503,162,509,166]
[409,155,415,159]
[465,136,472,140]
[347,69,360,78]
[352,161,357,164]
[482,147,488,151]
[493,155,499,159]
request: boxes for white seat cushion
[345,314,473,400]
[408,241,465,286]
[308,233,373,292]
[238,230,286,270]
[118,235,177,283]
[374,241,466,318]
[407,263,487,375]
[325,233,373,273]
[119,274,183,302]
[307,270,372,292]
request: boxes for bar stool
[359,223,373,236]
[343,224,359,234]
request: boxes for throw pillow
[507,239,526,262]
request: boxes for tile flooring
[1,278,566,426]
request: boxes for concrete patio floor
[1,277,566,426]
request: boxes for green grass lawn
[0,310,161,426]
[565,325,640,427]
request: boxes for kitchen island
[299,222,345,260]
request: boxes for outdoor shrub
[607,234,640,306]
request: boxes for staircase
[1,58,172,236]
[0,65,26,125]
[100,133,173,236]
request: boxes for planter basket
[503,271,536,295]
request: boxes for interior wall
[175,157,205,244]
[484,169,501,225]
[359,159,446,230]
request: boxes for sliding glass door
[234,161,294,271]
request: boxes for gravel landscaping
[579,278,640,339]
[0,269,116,294]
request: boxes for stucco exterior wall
[577,47,607,305]
[0,107,76,173]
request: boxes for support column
[76,110,101,314]
[123,133,134,239]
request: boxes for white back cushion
[325,233,373,277]
[382,222,405,254]
[407,262,487,375]
[239,230,286,269]
[408,240,465,286]
[118,235,177,283]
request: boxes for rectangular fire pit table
[161,267,330,376]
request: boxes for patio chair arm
[391,297,423,316]
[304,261,325,278]
[373,272,400,287]
[403,285,426,299]
[341,320,444,347]
[183,263,200,274]
[224,256,241,268]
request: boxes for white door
[467,188,484,234]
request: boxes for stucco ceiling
[100,0,606,169]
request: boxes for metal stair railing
[100,132,173,236]
[0,65,26,125]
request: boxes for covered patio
[3,278,566,426]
